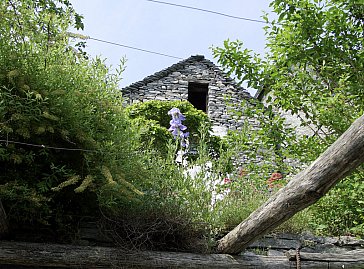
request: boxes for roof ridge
[122,55,205,92]
[122,55,254,100]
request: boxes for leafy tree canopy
[213,0,364,236]
[214,0,363,141]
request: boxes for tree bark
[286,249,364,262]
[0,199,8,238]
[0,241,291,269]
[0,241,363,269]
[218,114,364,254]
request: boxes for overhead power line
[68,33,183,60]
[145,0,268,24]
[0,139,99,153]
[89,37,183,60]
[67,1,271,60]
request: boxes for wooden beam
[218,114,364,254]
[1,241,364,269]
[286,249,364,262]
[0,241,290,269]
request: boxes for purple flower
[168,107,189,147]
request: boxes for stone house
[255,89,324,138]
[122,55,259,136]
[122,55,301,174]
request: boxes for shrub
[0,1,229,249]
[308,172,364,236]
[0,0,147,237]
[126,100,223,157]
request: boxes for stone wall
[258,91,327,138]
[122,55,258,135]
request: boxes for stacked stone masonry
[122,55,259,134]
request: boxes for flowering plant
[168,107,189,147]
[267,171,284,191]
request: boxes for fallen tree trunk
[0,241,290,269]
[218,114,364,254]
[1,241,364,269]
[286,249,364,262]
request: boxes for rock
[268,249,286,256]
[337,236,364,247]
[248,237,301,250]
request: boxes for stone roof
[122,55,253,100]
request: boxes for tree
[213,0,364,236]
[215,0,363,138]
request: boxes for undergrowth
[0,0,362,254]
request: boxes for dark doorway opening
[188,82,208,112]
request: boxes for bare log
[0,240,290,269]
[286,249,364,262]
[218,114,364,254]
[1,241,364,269]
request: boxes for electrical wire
[68,1,272,60]
[0,139,99,153]
[67,33,183,59]
[145,0,268,24]
[88,37,183,60]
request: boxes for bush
[0,0,148,238]
[126,100,210,132]
[126,100,223,157]
[0,1,229,249]
[308,172,364,236]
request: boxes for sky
[69,0,275,90]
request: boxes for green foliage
[0,0,234,250]
[309,171,364,236]
[126,100,220,156]
[0,0,235,248]
[3,0,362,250]
[213,0,364,236]
[130,116,173,155]
[0,182,51,225]
[214,0,363,138]
[126,100,210,135]
[0,0,147,233]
